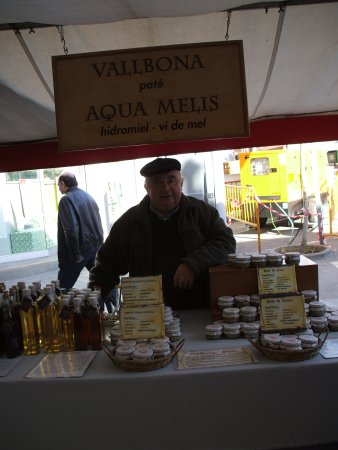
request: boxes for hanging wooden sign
[52,41,249,152]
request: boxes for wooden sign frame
[52,41,249,152]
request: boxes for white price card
[25,351,97,378]
[177,347,258,370]
[0,357,22,377]
[320,339,338,359]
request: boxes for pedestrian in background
[57,172,104,292]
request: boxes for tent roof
[0,0,337,171]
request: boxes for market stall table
[1,309,338,450]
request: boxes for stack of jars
[0,280,103,358]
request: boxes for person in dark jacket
[57,172,104,292]
[89,158,236,310]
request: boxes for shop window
[6,170,38,181]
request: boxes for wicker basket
[247,328,329,362]
[102,339,184,372]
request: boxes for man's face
[145,170,183,215]
[58,180,67,194]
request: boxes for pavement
[1,219,338,308]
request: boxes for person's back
[58,186,103,258]
[57,172,104,291]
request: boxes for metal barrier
[225,184,261,252]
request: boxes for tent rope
[251,5,286,119]
[13,27,55,102]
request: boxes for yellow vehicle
[239,147,329,224]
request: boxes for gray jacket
[58,187,103,262]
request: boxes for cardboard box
[209,255,318,320]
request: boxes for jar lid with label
[266,252,284,266]
[217,296,235,309]
[262,334,281,348]
[250,253,267,267]
[205,324,223,339]
[284,252,301,265]
[234,254,251,269]
[227,253,237,266]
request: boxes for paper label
[120,304,165,339]
[260,295,306,332]
[258,265,297,295]
[177,347,258,370]
[121,275,163,306]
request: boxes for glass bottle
[17,281,27,303]
[51,280,62,311]
[0,292,22,358]
[73,296,87,350]
[59,296,75,352]
[83,296,102,351]
[20,288,40,355]
[32,281,43,298]
[37,286,60,353]
[9,286,23,353]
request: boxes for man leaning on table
[88,157,236,309]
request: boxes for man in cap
[89,157,236,309]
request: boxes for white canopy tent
[0,0,337,170]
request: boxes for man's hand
[173,263,196,290]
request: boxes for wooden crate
[209,256,318,320]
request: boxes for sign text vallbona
[86,53,219,121]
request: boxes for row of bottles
[0,280,103,358]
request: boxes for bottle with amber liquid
[32,281,43,299]
[0,291,22,358]
[37,286,60,353]
[59,296,75,351]
[83,296,102,351]
[20,288,40,355]
[73,296,87,350]
[9,285,24,353]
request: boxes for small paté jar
[223,323,241,339]
[310,316,328,333]
[227,253,237,267]
[250,253,267,268]
[115,345,135,360]
[132,347,154,360]
[222,307,240,323]
[301,290,317,304]
[284,252,301,266]
[298,334,319,349]
[240,306,257,322]
[217,295,235,311]
[327,315,338,331]
[266,252,284,267]
[205,324,223,340]
[234,295,251,309]
[234,254,251,269]
[250,294,260,308]
[261,334,281,349]
[280,336,302,351]
[241,322,260,339]
[309,301,326,317]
